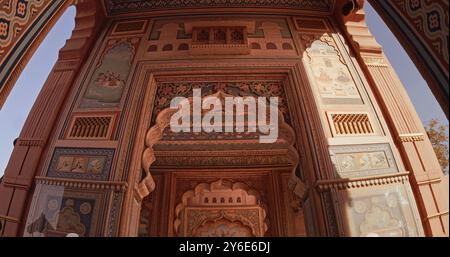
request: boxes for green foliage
[425,119,449,175]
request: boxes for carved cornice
[16,138,46,147]
[315,172,410,191]
[104,0,334,16]
[363,56,388,67]
[35,176,128,192]
[398,133,425,143]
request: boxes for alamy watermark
[169,89,279,143]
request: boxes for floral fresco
[80,39,138,108]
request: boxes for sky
[0,4,447,177]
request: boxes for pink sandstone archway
[138,90,301,201]
[0,0,447,238]
[0,1,447,115]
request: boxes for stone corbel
[334,0,382,55]
[57,0,106,67]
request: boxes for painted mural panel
[306,40,363,105]
[329,144,398,179]
[24,186,105,237]
[80,38,139,108]
[340,184,424,237]
[47,148,115,181]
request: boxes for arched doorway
[137,89,308,237]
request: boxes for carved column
[338,4,448,237]
[367,0,448,118]
[0,0,105,236]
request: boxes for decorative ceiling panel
[104,0,334,16]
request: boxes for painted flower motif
[160,86,173,95]
[157,97,168,106]
[239,82,250,93]
[428,12,441,31]
[175,84,190,95]
[409,0,421,10]
[17,2,26,16]
[214,83,227,92]
[0,21,9,38]
[267,83,281,95]
[251,83,266,95]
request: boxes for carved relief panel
[174,180,268,237]
[336,184,424,237]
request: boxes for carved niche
[304,36,363,105]
[174,180,268,237]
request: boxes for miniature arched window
[148,45,157,52]
[282,43,293,50]
[178,43,189,51]
[251,42,261,49]
[266,43,277,49]
[162,44,173,51]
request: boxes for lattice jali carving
[67,114,116,140]
[174,179,268,237]
[329,113,375,136]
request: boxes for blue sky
[0,4,447,176]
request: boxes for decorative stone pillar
[0,0,105,237]
[338,4,448,237]
[293,5,426,236]
[367,0,448,118]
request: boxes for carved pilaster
[0,0,105,237]
[338,4,448,237]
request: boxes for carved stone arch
[138,90,301,201]
[174,179,269,237]
[0,0,105,109]
[301,34,346,65]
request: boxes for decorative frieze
[105,0,334,15]
[316,172,409,191]
[35,177,128,192]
